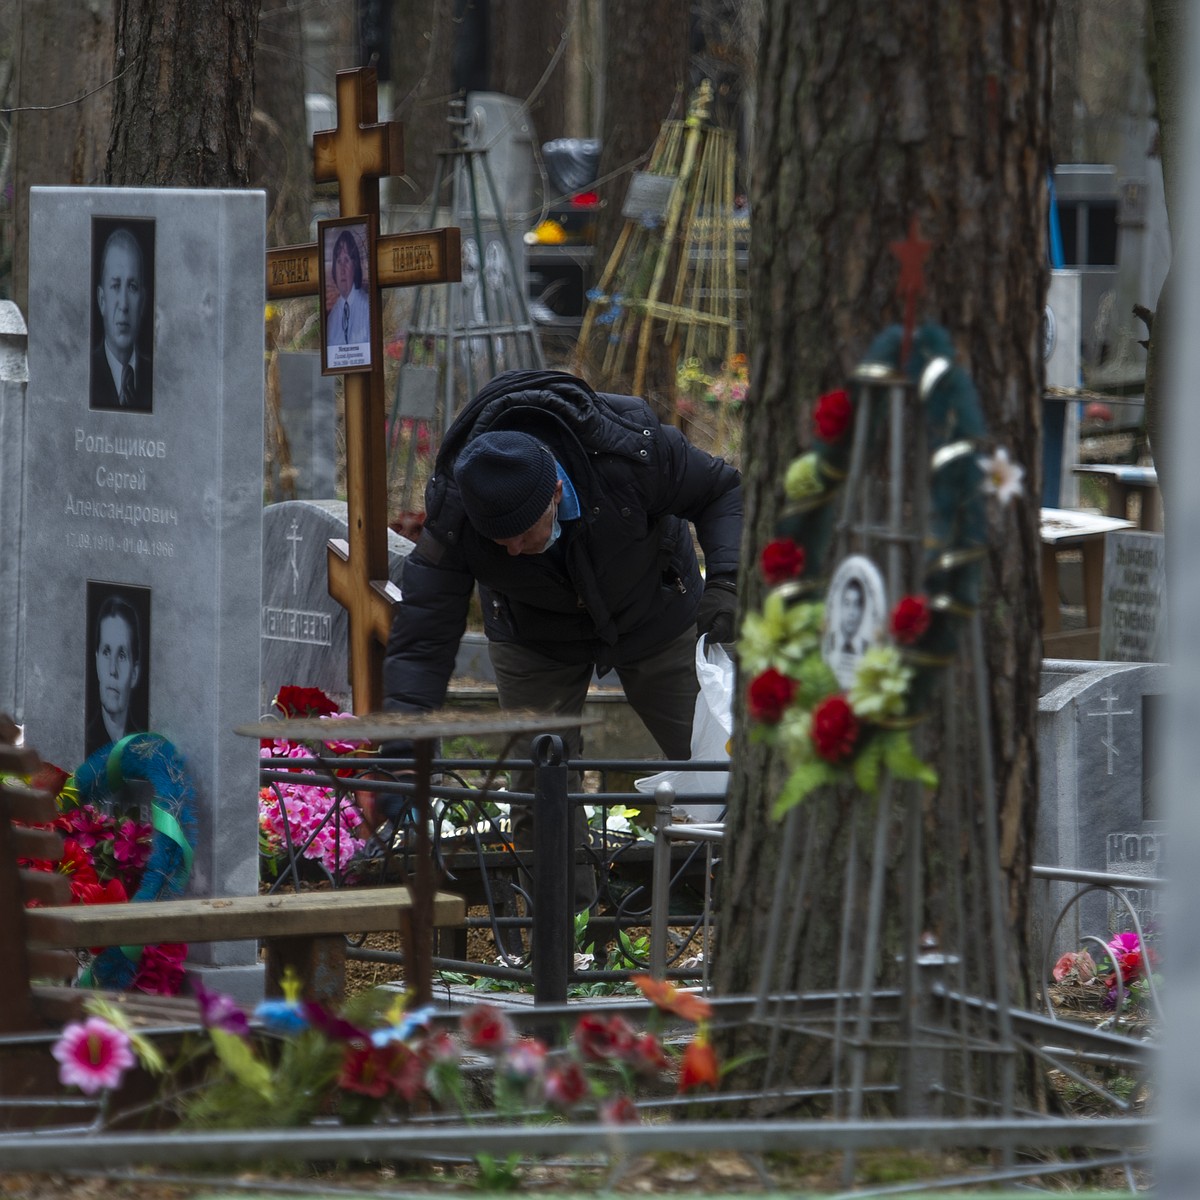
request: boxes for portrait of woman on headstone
[321,218,372,374]
[84,581,152,757]
[823,555,887,690]
[89,218,155,413]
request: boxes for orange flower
[678,1026,719,1092]
[631,974,713,1023]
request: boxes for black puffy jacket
[382,370,742,715]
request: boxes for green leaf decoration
[852,736,886,794]
[882,731,939,788]
[211,1029,276,1102]
[772,760,838,817]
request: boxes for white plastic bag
[635,637,733,821]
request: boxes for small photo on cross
[320,215,375,376]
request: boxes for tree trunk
[715,0,1050,1103]
[491,0,571,150]
[388,0,456,220]
[590,0,689,411]
[250,0,312,248]
[1143,0,1182,502]
[106,0,261,187]
[10,0,114,312]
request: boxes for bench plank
[26,887,466,949]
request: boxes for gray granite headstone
[273,351,335,500]
[1099,529,1167,662]
[0,302,28,718]
[260,500,414,713]
[1036,660,1166,965]
[22,188,266,999]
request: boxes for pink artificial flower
[600,1094,641,1125]
[52,1017,136,1095]
[132,943,187,996]
[501,1037,548,1082]
[544,1060,588,1111]
[112,819,151,869]
[1108,932,1141,957]
[461,1003,515,1051]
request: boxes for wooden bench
[1040,506,1134,660]
[1072,463,1162,531]
[0,717,465,1034]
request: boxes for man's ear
[553,478,564,503]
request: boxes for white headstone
[22,187,266,994]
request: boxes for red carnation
[273,686,339,718]
[811,695,860,762]
[747,668,797,724]
[890,594,932,644]
[760,538,806,585]
[813,389,852,442]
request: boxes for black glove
[696,575,738,643]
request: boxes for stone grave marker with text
[261,500,413,712]
[1099,529,1167,662]
[1036,660,1166,964]
[22,187,265,998]
[0,302,27,719]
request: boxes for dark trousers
[488,626,700,907]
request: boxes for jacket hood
[436,370,653,480]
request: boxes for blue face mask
[539,508,561,553]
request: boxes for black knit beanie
[455,431,557,539]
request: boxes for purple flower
[194,981,250,1037]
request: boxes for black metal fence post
[531,733,570,1004]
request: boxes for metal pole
[530,734,569,1005]
[650,783,675,978]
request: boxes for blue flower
[253,999,308,1036]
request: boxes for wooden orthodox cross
[266,68,461,713]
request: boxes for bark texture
[106,0,260,187]
[250,0,312,248]
[715,0,1050,1098]
[11,0,114,312]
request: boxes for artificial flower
[811,695,860,763]
[600,1094,641,1124]
[760,538,806,585]
[132,942,187,996]
[303,999,369,1043]
[273,686,340,718]
[739,594,824,678]
[890,594,932,644]
[631,974,714,1023]
[848,645,914,720]
[746,668,797,724]
[783,453,823,501]
[194,981,251,1037]
[461,1003,515,1051]
[254,998,309,1037]
[338,1043,395,1099]
[501,1038,548,1082]
[1051,949,1096,983]
[978,446,1024,504]
[574,1012,637,1063]
[74,877,129,907]
[544,1060,588,1110]
[678,1026,719,1092]
[52,1017,135,1095]
[813,388,852,442]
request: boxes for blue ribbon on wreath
[61,732,198,989]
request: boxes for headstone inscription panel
[1099,529,1167,662]
[23,189,265,980]
[1036,661,1166,963]
[261,500,414,713]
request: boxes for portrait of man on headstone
[321,218,372,374]
[84,581,151,757]
[823,554,887,689]
[89,218,155,413]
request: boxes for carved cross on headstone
[265,68,461,713]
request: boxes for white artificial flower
[978,446,1024,504]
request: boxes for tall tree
[590,0,689,413]
[715,0,1050,1088]
[250,0,312,248]
[106,0,261,187]
[9,0,114,311]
